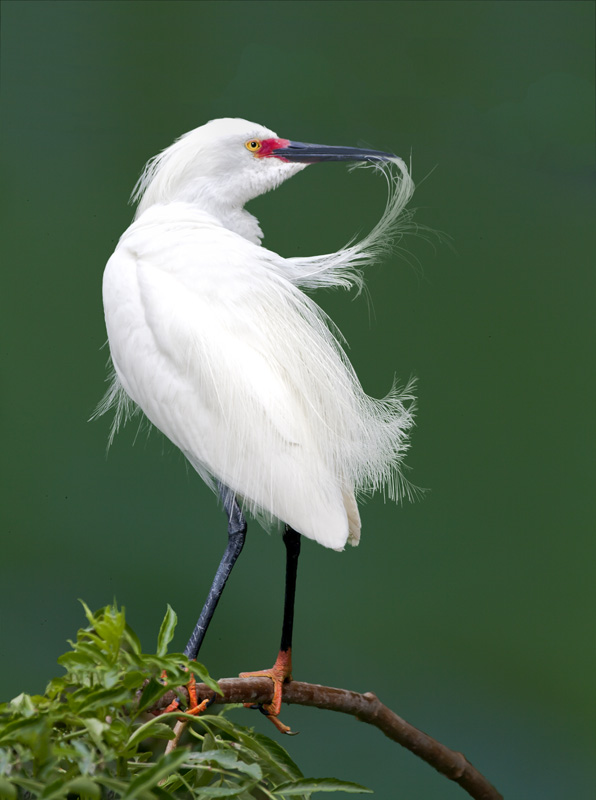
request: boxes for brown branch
[153,677,503,800]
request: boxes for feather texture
[96,120,418,550]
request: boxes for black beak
[272,140,396,164]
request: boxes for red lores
[256,138,291,160]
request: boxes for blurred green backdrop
[1,1,594,798]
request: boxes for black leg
[240,524,302,733]
[184,485,247,660]
[279,526,301,656]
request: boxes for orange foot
[240,649,295,734]
[161,668,211,717]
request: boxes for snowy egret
[97,117,417,731]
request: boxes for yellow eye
[245,139,262,152]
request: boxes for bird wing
[103,205,355,549]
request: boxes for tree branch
[153,677,503,800]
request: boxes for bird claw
[240,649,294,734]
[253,703,299,735]
[160,668,212,717]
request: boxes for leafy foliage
[0,604,371,799]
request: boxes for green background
[1,2,594,798]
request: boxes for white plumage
[98,118,417,551]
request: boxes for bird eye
[245,140,262,152]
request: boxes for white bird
[97,117,418,731]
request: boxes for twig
[165,718,191,755]
[152,677,503,800]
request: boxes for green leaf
[190,785,258,798]
[67,641,113,668]
[123,749,188,798]
[186,749,262,780]
[41,776,101,799]
[193,717,302,786]
[150,787,179,800]
[0,603,368,800]
[136,677,173,713]
[159,770,194,793]
[140,656,188,681]
[202,731,217,751]
[65,777,102,798]
[157,605,177,656]
[103,667,121,688]
[122,670,149,690]
[82,717,110,749]
[0,717,46,746]
[76,685,131,714]
[273,778,373,795]
[57,650,101,671]
[8,778,45,794]
[103,716,130,748]
[79,599,97,629]
[188,661,222,696]
[124,623,143,655]
[250,732,303,782]
[77,602,127,664]
[96,777,130,794]
[126,718,176,751]
[8,694,37,717]
[0,777,17,800]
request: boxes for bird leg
[160,669,211,716]
[184,484,247,661]
[240,525,301,734]
[161,485,247,717]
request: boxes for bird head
[133,118,397,220]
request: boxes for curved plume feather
[95,131,423,547]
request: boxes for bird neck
[187,180,264,244]
[211,203,264,245]
[136,176,264,245]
